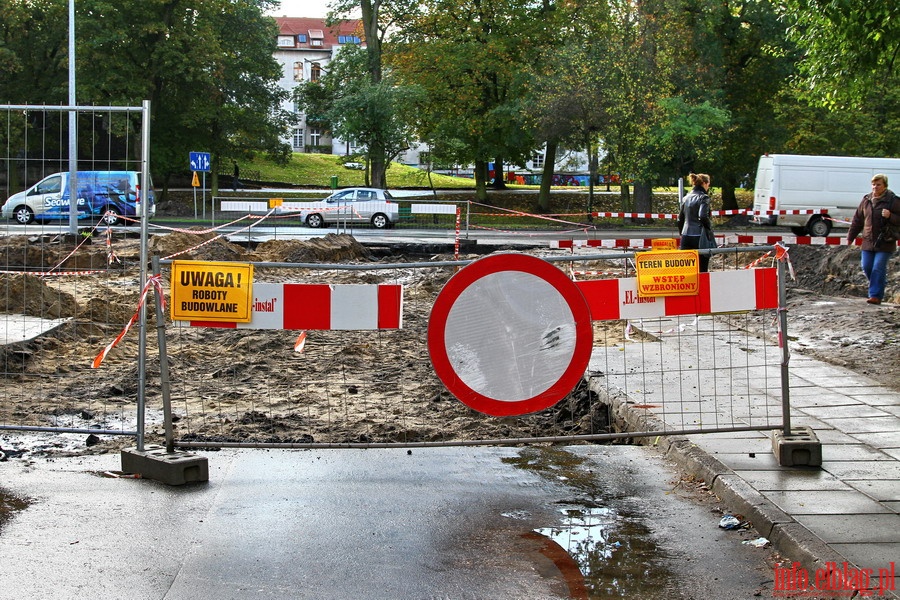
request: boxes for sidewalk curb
[594,380,887,590]
[657,434,847,574]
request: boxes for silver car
[299,188,399,229]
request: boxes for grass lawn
[243,152,476,189]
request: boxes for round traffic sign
[428,253,593,416]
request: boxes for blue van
[1,171,156,226]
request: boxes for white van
[752,154,900,236]
[1,171,156,226]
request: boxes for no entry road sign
[428,253,593,417]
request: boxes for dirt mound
[784,244,900,303]
[0,234,113,270]
[0,274,78,318]
[148,230,247,262]
[250,234,371,263]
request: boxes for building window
[309,29,324,47]
[310,128,322,147]
[532,153,545,169]
[293,128,304,150]
[293,62,304,82]
[277,36,294,47]
[297,34,307,43]
[338,35,361,44]
[310,63,322,82]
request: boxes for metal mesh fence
[148,245,786,450]
[0,104,148,446]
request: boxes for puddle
[504,447,678,599]
[0,488,29,534]
[0,408,166,457]
[532,504,676,598]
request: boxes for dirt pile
[784,244,900,303]
[0,231,897,457]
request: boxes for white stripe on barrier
[220,201,269,212]
[411,203,458,214]
[181,282,403,330]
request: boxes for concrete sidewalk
[590,318,900,598]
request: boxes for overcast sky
[265,0,331,18]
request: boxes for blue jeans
[860,250,894,300]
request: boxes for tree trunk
[587,147,598,221]
[360,0,381,84]
[720,174,739,211]
[491,156,506,189]
[619,182,631,212]
[474,160,488,201]
[537,140,558,212]
[632,181,653,223]
[370,156,386,189]
[361,0,386,189]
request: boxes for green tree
[0,0,68,103]
[782,0,899,108]
[389,0,544,200]
[1,0,291,193]
[696,0,799,209]
[76,0,291,191]
[295,44,421,186]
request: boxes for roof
[274,17,365,49]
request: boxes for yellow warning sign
[268,198,283,208]
[191,172,200,187]
[171,261,254,322]
[651,238,677,250]
[635,250,700,297]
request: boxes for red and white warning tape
[294,331,307,353]
[454,206,461,261]
[92,274,165,368]
[552,234,861,249]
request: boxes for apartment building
[273,17,365,155]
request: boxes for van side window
[33,176,62,195]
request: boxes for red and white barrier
[184,282,403,330]
[551,234,860,249]
[576,268,778,321]
[552,238,661,249]
[592,212,678,219]
[725,234,859,246]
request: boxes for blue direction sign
[190,151,211,172]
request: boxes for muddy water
[504,446,775,599]
[504,447,681,598]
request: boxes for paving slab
[765,490,891,514]
[588,318,900,599]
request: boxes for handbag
[699,228,717,249]
[877,196,899,244]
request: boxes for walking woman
[677,172,715,272]
[847,173,899,305]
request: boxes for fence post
[136,100,152,451]
[152,256,176,452]
[777,254,792,436]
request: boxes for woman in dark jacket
[847,173,899,305]
[677,173,714,272]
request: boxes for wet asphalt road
[0,444,778,599]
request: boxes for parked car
[297,188,399,229]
